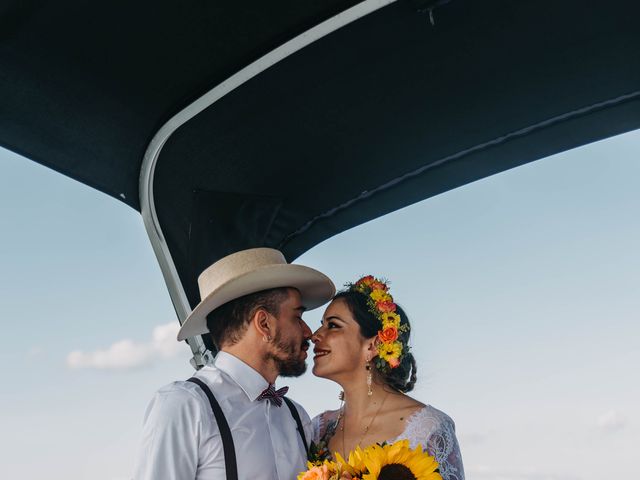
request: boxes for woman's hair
[334,290,417,393]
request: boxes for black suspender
[283,397,309,454]
[187,377,239,480]
[187,377,308,480]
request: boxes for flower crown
[347,275,409,372]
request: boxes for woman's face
[311,298,372,381]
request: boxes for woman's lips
[313,348,330,360]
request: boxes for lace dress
[312,405,465,480]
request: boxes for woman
[311,275,465,480]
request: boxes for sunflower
[380,311,401,328]
[377,341,402,363]
[360,440,441,480]
[334,446,367,477]
[369,289,391,303]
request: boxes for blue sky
[1,130,638,479]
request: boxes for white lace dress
[312,405,465,480]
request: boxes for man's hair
[205,287,291,349]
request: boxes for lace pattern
[312,405,464,480]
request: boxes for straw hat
[177,248,335,341]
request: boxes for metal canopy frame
[139,0,396,367]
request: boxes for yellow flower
[377,341,402,362]
[380,312,401,328]
[335,446,366,477]
[370,289,391,302]
[361,440,441,480]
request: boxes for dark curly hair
[333,290,417,393]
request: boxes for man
[134,248,335,480]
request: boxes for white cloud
[66,322,183,370]
[596,409,626,432]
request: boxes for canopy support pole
[138,0,397,369]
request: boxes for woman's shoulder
[397,404,457,445]
[408,404,457,429]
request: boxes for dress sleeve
[133,385,204,480]
[402,407,465,480]
[311,410,340,445]
[424,414,465,480]
[311,413,324,445]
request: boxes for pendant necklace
[339,391,390,459]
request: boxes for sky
[0,129,638,480]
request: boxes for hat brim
[177,264,335,341]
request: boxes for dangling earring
[365,356,373,397]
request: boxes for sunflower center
[378,463,417,480]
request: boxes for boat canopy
[2,0,638,359]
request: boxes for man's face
[265,288,312,377]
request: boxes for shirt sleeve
[133,385,204,480]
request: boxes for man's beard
[265,333,308,377]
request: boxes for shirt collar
[214,351,271,401]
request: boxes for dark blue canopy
[1,0,639,328]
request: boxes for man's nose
[300,319,312,339]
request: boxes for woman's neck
[340,379,391,417]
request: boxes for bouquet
[298,439,442,480]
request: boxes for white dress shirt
[133,351,312,480]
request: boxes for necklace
[339,391,390,458]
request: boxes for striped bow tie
[257,384,289,407]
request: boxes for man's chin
[279,361,307,378]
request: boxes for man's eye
[327,321,338,329]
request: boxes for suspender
[283,397,309,453]
[187,378,239,480]
[187,377,308,480]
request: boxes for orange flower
[378,326,398,343]
[376,300,396,312]
[299,464,330,480]
[388,357,401,368]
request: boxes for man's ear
[252,308,274,342]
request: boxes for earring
[366,357,373,397]
[263,335,271,342]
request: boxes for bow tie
[257,384,289,407]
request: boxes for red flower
[376,300,396,312]
[370,280,388,292]
[356,275,375,287]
